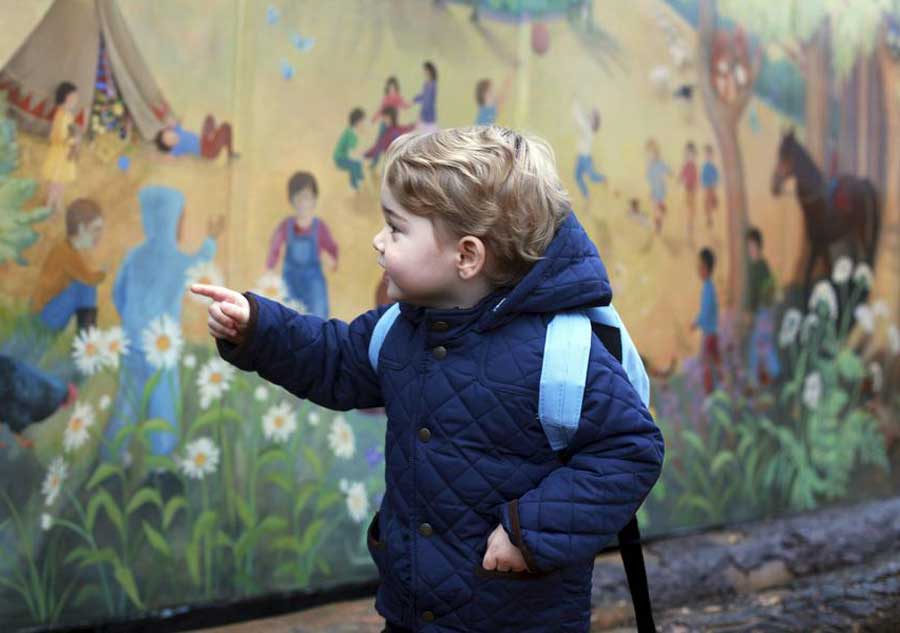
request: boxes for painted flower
[366,446,384,469]
[869,362,883,394]
[800,314,820,344]
[344,481,369,523]
[42,457,68,506]
[41,513,52,531]
[802,372,822,410]
[889,325,900,355]
[180,437,220,479]
[831,256,853,284]
[854,304,874,333]
[197,357,235,409]
[183,354,197,369]
[72,327,105,375]
[142,315,184,370]
[63,402,95,452]
[778,308,802,348]
[253,272,288,302]
[99,394,112,411]
[808,281,837,319]
[852,262,873,288]
[100,326,130,369]
[328,415,355,459]
[308,411,320,427]
[254,385,268,402]
[262,402,297,443]
[186,262,225,304]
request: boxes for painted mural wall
[0,0,898,629]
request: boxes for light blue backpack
[367,302,658,633]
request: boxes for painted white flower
[282,298,308,314]
[100,326,130,369]
[852,262,873,288]
[183,354,197,369]
[72,327,105,375]
[142,315,184,370]
[778,309,802,348]
[831,256,853,284]
[802,372,822,410]
[253,272,288,302]
[328,415,355,459]
[185,261,225,304]
[854,304,875,333]
[63,402,95,452]
[889,325,900,355]
[41,457,68,506]
[344,481,369,523]
[197,357,235,409]
[872,300,889,319]
[99,394,112,411]
[808,281,838,319]
[180,437,220,479]
[800,314,820,344]
[254,385,268,401]
[40,513,52,531]
[307,411,320,427]
[868,362,883,394]
[262,402,297,443]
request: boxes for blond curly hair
[383,126,571,287]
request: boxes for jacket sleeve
[216,293,388,410]
[499,335,664,572]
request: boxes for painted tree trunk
[874,34,899,323]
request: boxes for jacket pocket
[367,510,386,551]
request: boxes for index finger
[190,283,242,303]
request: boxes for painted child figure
[745,227,780,387]
[701,143,720,229]
[692,247,721,395]
[265,172,338,318]
[645,138,671,234]
[192,127,663,633]
[679,141,699,245]
[334,108,366,191]
[31,198,105,333]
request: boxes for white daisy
[253,272,288,302]
[854,304,874,333]
[142,315,184,370]
[197,357,235,409]
[100,326,130,369]
[180,437,220,480]
[868,362,883,393]
[40,513,52,531]
[99,394,112,411]
[41,457,68,506]
[889,325,900,355]
[63,402,95,452]
[253,385,268,402]
[344,481,369,523]
[308,411,320,427]
[778,309,802,348]
[831,256,853,284]
[800,314,820,344]
[808,281,838,319]
[72,327,105,375]
[328,415,355,459]
[183,354,197,369]
[186,262,225,304]
[802,372,822,410]
[262,402,297,443]
[852,262,873,288]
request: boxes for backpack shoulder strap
[368,303,401,372]
[586,304,650,408]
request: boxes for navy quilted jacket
[218,211,664,632]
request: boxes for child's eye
[387,223,398,234]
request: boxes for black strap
[617,516,656,633]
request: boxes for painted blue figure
[103,186,224,460]
[572,99,605,199]
[745,227,780,386]
[266,172,338,318]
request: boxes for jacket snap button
[422,610,435,622]
[418,522,433,537]
[430,320,449,332]
[432,345,447,360]
[418,427,431,442]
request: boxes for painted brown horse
[771,130,880,297]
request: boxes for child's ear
[456,236,486,280]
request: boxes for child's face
[698,258,709,278]
[65,90,79,111]
[373,183,460,306]
[292,188,317,217]
[686,147,695,160]
[747,240,760,260]
[73,217,103,249]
